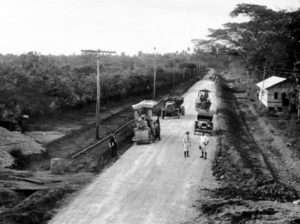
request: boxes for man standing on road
[154,120,160,141]
[199,134,209,159]
[183,131,191,158]
[109,134,118,157]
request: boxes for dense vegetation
[4,3,297,119]
[193,4,300,76]
[0,52,199,118]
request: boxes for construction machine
[132,100,160,144]
[195,89,211,111]
[161,96,185,119]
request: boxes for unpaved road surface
[50,70,218,224]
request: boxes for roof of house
[256,76,287,89]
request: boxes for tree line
[193,3,300,76]
[0,51,200,118]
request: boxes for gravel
[0,127,45,168]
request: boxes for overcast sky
[0,0,299,55]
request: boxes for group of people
[137,114,160,141]
[183,130,209,159]
[109,129,209,159]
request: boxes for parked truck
[161,96,185,119]
[194,111,213,135]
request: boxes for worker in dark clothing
[109,135,118,157]
[156,117,160,126]
[154,120,160,141]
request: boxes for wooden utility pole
[81,49,115,139]
[153,47,157,99]
[172,72,175,89]
[187,47,192,79]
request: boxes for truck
[161,96,185,119]
[194,111,213,135]
[132,100,160,144]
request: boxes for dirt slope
[49,70,219,224]
[194,71,300,224]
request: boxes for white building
[256,76,293,111]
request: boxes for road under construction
[49,70,218,224]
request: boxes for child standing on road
[199,134,209,159]
[183,131,191,158]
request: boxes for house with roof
[256,76,294,111]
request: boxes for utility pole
[81,49,115,139]
[187,47,192,79]
[172,72,175,89]
[197,51,201,71]
[153,47,157,99]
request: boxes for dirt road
[50,70,218,224]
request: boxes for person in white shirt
[199,134,209,159]
[183,131,191,158]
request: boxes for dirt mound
[214,180,297,202]
[201,199,278,224]
[0,188,75,224]
[0,189,22,209]
[201,199,247,215]
[199,197,300,224]
[0,127,45,168]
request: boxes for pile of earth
[0,188,75,224]
[199,198,300,224]
[0,127,45,168]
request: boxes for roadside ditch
[192,72,300,224]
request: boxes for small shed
[256,76,293,111]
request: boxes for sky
[0,0,299,55]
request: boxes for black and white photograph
[0,0,300,223]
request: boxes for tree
[201,4,300,72]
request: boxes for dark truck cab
[194,111,213,135]
[161,96,185,119]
